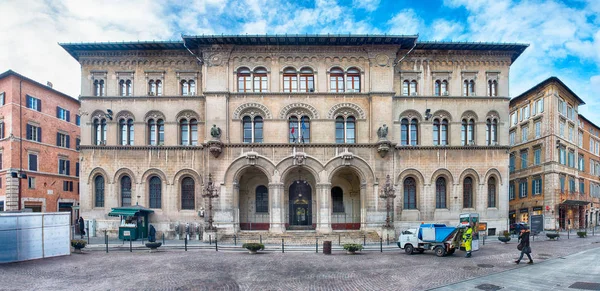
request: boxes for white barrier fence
[0,212,71,263]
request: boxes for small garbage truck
[397,223,464,257]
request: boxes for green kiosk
[108,205,154,241]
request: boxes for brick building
[508,77,600,230]
[0,70,80,219]
[60,35,527,238]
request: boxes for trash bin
[323,240,332,255]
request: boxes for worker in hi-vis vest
[463,223,473,258]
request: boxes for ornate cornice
[327,102,366,119]
[279,103,320,119]
[233,102,273,119]
[79,95,206,100]
[81,145,204,150]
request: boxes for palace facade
[60,35,527,238]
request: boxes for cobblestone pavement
[1,234,600,291]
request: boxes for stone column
[5,175,19,211]
[232,181,239,233]
[269,183,284,233]
[360,183,367,229]
[317,183,332,233]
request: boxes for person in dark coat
[78,217,85,239]
[515,226,533,264]
[148,225,156,242]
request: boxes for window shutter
[37,99,42,112]
[76,162,79,177]
[69,181,74,192]
[26,125,31,140]
[56,107,60,118]
[56,132,60,146]
[37,127,42,142]
[66,135,70,148]
[66,160,70,176]
[66,110,71,122]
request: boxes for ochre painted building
[0,70,80,218]
[60,35,527,238]
[508,77,600,230]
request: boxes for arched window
[181,80,189,95]
[488,80,498,96]
[93,118,107,145]
[149,176,162,209]
[463,80,475,96]
[94,80,105,96]
[462,118,475,145]
[403,80,418,96]
[436,177,446,209]
[283,67,298,93]
[433,119,448,146]
[434,80,441,96]
[157,119,164,145]
[119,80,126,96]
[189,80,196,95]
[156,80,162,96]
[331,187,344,212]
[404,177,417,209]
[148,119,164,145]
[329,67,344,92]
[126,80,132,96]
[148,119,156,145]
[486,118,498,145]
[463,177,473,208]
[255,185,268,213]
[148,79,162,96]
[181,177,195,210]
[410,80,418,95]
[121,176,132,207]
[401,118,409,145]
[289,115,310,143]
[243,116,263,143]
[488,177,496,208]
[179,118,199,146]
[94,175,105,207]
[441,80,448,95]
[335,116,356,144]
[403,80,409,96]
[119,118,134,146]
[410,118,418,146]
[299,67,315,92]
[346,68,361,92]
[253,67,268,92]
[237,67,252,92]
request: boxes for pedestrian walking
[78,217,85,239]
[515,226,533,264]
[463,223,473,258]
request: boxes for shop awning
[108,205,154,217]
[561,200,591,206]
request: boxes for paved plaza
[1,233,600,290]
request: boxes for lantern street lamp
[379,175,396,228]
[202,174,220,231]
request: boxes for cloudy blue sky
[1,0,599,122]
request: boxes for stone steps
[220,231,383,245]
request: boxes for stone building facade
[508,77,600,230]
[0,70,80,219]
[60,35,527,238]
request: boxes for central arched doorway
[289,180,312,227]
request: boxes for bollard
[532,234,535,242]
[162,233,165,246]
[105,231,108,253]
[215,238,218,252]
[316,238,318,253]
[260,235,262,245]
[380,237,383,252]
[338,234,341,246]
[568,230,570,239]
[185,237,188,251]
[364,235,366,246]
[209,235,212,245]
[87,226,90,244]
[387,234,389,245]
[129,236,132,252]
[282,238,285,253]
[234,235,237,246]
[483,235,485,246]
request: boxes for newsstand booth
[108,205,154,241]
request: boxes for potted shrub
[546,231,560,240]
[343,243,363,254]
[242,243,265,254]
[71,239,87,254]
[498,230,511,243]
[577,231,587,238]
[145,242,162,253]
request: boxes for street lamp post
[380,175,396,228]
[202,174,220,231]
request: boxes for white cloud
[387,9,423,35]
[352,0,380,12]
[430,19,464,41]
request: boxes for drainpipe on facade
[18,79,23,210]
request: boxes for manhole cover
[475,283,503,291]
[569,282,600,290]
[477,264,494,268]
[463,266,479,270]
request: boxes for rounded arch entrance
[283,167,318,230]
[329,167,363,230]
[237,167,271,231]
